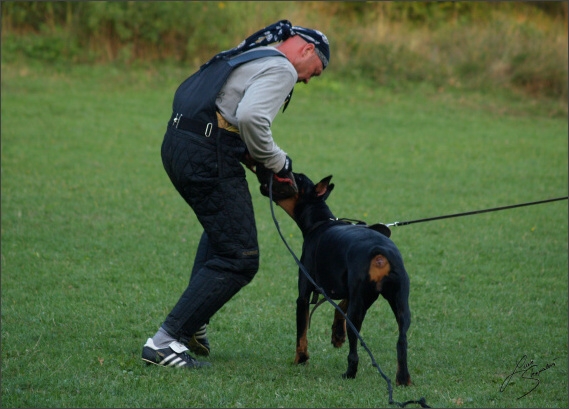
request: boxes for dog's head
[277,173,335,220]
[294,173,334,201]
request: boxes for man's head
[290,26,330,70]
[277,26,330,84]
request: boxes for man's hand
[255,156,298,201]
[274,156,295,188]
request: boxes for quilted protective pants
[160,126,259,342]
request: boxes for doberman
[276,173,412,385]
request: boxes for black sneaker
[187,324,210,356]
[141,338,211,369]
[187,334,210,356]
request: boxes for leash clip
[173,113,182,129]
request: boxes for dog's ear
[315,175,333,198]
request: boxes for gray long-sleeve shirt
[216,47,297,173]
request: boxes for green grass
[1,62,567,408]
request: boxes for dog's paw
[331,318,347,347]
[294,352,309,365]
[331,332,346,348]
[342,371,357,379]
[396,374,412,386]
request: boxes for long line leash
[268,178,429,408]
[269,180,565,407]
[386,196,568,227]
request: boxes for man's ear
[315,175,333,197]
[303,42,315,57]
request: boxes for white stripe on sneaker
[194,325,207,338]
[162,353,186,367]
[168,357,184,367]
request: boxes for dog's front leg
[295,296,310,364]
[331,299,348,347]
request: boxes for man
[142,20,330,369]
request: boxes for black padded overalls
[160,49,286,343]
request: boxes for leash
[386,196,568,227]
[268,178,429,408]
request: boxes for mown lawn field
[1,62,567,408]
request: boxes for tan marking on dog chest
[369,254,391,283]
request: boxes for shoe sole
[141,347,211,369]
[142,357,211,369]
[187,338,210,357]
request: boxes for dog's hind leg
[385,286,412,386]
[331,299,348,348]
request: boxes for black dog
[275,173,412,385]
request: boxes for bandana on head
[204,20,330,69]
[203,20,293,67]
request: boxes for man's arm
[236,66,296,173]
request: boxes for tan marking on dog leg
[295,311,310,364]
[369,254,391,283]
[331,299,348,347]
